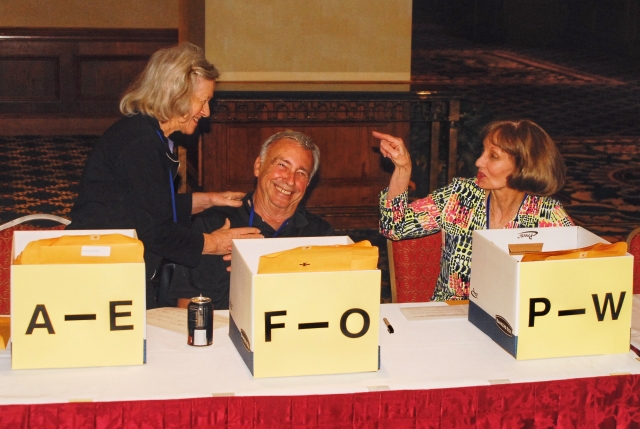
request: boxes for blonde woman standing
[68,43,262,307]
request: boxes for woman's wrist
[387,167,412,200]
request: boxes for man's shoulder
[192,205,244,233]
[294,208,335,236]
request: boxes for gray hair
[120,42,219,122]
[260,130,320,178]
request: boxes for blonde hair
[483,120,566,196]
[120,43,219,122]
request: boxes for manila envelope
[15,234,144,265]
[257,240,378,274]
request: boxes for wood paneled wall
[200,94,459,229]
[0,28,178,119]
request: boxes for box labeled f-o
[469,226,633,360]
[229,236,380,378]
[11,229,146,369]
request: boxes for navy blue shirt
[166,192,334,310]
[68,114,204,283]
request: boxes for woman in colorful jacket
[376,120,573,301]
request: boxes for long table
[1,299,640,428]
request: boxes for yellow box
[229,236,381,378]
[469,227,633,360]
[11,230,146,369]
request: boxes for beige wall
[0,0,178,28]
[205,0,412,82]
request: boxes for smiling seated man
[164,130,335,309]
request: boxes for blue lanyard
[168,169,177,223]
[248,198,289,237]
[156,129,177,223]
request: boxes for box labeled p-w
[469,226,633,360]
[229,236,380,378]
[11,229,146,369]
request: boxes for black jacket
[166,192,335,310]
[67,114,204,283]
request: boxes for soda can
[187,295,213,346]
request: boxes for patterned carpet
[0,135,94,220]
[412,49,625,86]
[411,24,640,138]
[1,24,639,303]
[558,137,640,242]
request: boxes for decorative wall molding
[210,97,455,123]
[0,27,177,42]
[0,56,59,101]
[0,27,177,118]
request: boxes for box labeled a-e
[11,230,146,369]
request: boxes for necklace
[486,191,528,229]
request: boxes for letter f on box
[265,311,286,342]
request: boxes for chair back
[626,227,640,294]
[387,231,442,303]
[0,215,70,315]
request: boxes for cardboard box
[469,226,633,360]
[229,236,381,378]
[11,230,146,369]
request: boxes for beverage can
[187,295,213,346]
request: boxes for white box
[469,226,633,360]
[229,236,381,378]
[11,229,146,369]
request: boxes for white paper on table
[213,313,230,327]
[146,307,229,335]
[400,304,469,321]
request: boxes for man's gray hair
[259,130,320,178]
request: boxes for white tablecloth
[1,298,640,405]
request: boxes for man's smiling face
[253,138,314,215]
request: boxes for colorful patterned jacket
[380,178,573,301]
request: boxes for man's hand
[202,218,263,255]
[223,254,232,272]
[192,191,245,214]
